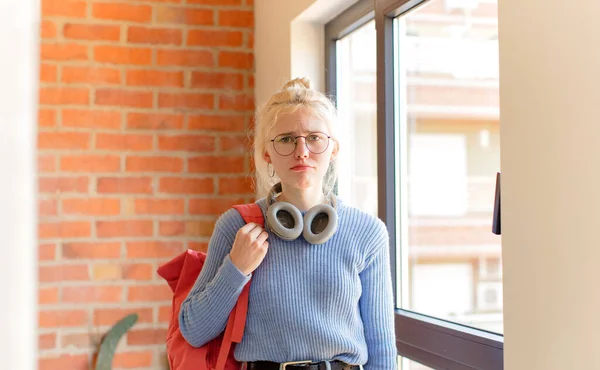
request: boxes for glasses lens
[273,135,296,156]
[306,133,329,154]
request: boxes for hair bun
[282,77,311,91]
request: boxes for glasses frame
[270,132,332,156]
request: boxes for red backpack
[157,203,264,370]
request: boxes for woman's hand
[229,222,269,276]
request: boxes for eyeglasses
[270,132,331,156]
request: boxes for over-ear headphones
[266,182,338,245]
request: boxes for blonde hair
[252,77,339,199]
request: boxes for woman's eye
[279,136,293,143]
[308,134,320,141]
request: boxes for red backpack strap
[215,203,264,370]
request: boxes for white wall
[498,1,600,368]
[0,0,39,369]
[254,0,356,107]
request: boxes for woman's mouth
[290,165,313,172]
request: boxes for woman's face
[264,109,337,191]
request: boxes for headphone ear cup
[303,204,338,245]
[266,201,303,241]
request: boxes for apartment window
[326,0,503,368]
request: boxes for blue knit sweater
[179,197,397,369]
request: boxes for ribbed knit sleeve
[178,210,250,348]
[359,220,398,370]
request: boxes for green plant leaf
[95,313,139,370]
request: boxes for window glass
[394,0,502,333]
[335,21,378,217]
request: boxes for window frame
[325,0,504,368]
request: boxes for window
[326,0,503,368]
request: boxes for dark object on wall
[492,172,501,235]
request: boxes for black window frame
[325,0,504,368]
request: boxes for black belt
[243,360,361,370]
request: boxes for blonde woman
[179,78,397,370]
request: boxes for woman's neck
[277,184,326,211]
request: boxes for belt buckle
[279,360,313,370]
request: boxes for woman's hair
[252,77,339,199]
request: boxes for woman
[179,78,397,369]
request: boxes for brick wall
[38,0,254,369]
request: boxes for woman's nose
[294,137,309,158]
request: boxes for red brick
[39,221,91,238]
[218,51,253,69]
[39,310,87,328]
[128,26,182,45]
[220,135,247,152]
[39,243,57,260]
[62,109,122,130]
[218,176,253,194]
[62,66,121,85]
[39,87,89,105]
[134,198,185,215]
[63,23,121,41]
[60,333,96,349]
[159,220,214,237]
[123,263,154,280]
[189,155,244,173]
[159,305,172,323]
[127,328,168,345]
[39,333,57,350]
[126,69,184,87]
[189,241,209,253]
[39,155,56,172]
[128,284,171,301]
[94,46,152,65]
[62,242,122,259]
[38,108,57,127]
[155,7,213,25]
[157,49,214,67]
[62,198,121,216]
[126,156,183,172]
[92,3,152,22]
[41,43,88,61]
[39,264,90,282]
[41,20,56,38]
[97,177,153,194]
[96,133,154,151]
[38,132,90,150]
[188,0,241,4]
[113,351,153,368]
[40,64,57,83]
[96,89,153,108]
[126,241,183,258]
[247,33,254,49]
[187,30,243,47]
[39,176,89,193]
[159,177,214,194]
[42,0,87,17]
[218,10,253,28]
[189,197,245,215]
[60,155,121,172]
[191,72,244,90]
[96,220,154,238]
[94,307,153,326]
[39,286,59,304]
[39,199,57,216]
[188,114,246,131]
[158,92,214,109]
[158,134,215,152]
[219,93,254,111]
[127,112,184,130]
[62,286,123,303]
[39,355,89,370]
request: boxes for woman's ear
[330,141,339,162]
[264,151,271,163]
